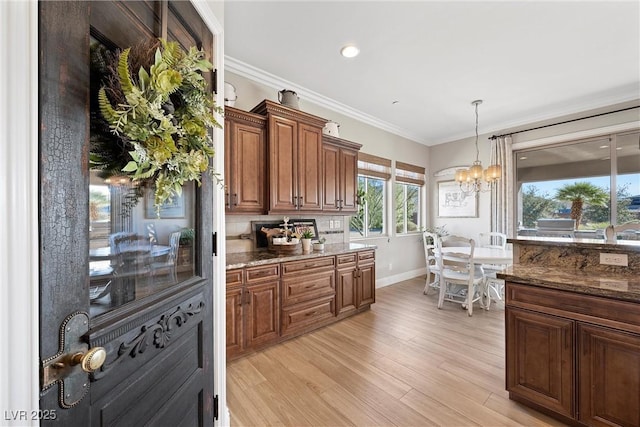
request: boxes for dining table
[440,246,513,266]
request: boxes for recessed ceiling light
[340,45,359,58]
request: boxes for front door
[39,2,218,425]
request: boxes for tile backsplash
[225,214,350,253]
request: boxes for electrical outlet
[335,220,341,229]
[600,253,628,267]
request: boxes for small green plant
[300,227,314,239]
[317,237,326,244]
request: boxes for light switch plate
[600,253,628,266]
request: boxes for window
[515,130,640,239]
[395,161,425,234]
[350,153,391,238]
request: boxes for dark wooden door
[39,2,216,425]
[578,323,640,427]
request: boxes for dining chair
[150,231,181,282]
[478,232,507,309]
[605,222,640,243]
[422,231,442,295]
[436,235,485,316]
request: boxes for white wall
[224,71,431,284]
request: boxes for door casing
[0,2,228,425]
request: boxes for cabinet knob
[299,196,304,208]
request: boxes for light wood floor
[227,277,567,427]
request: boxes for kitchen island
[499,237,640,427]
[226,243,376,360]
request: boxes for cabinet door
[578,324,640,427]
[322,143,340,212]
[340,148,358,213]
[246,280,280,349]
[229,121,265,213]
[297,122,323,211]
[357,260,376,307]
[506,307,575,419]
[336,267,357,315]
[269,116,298,212]
[226,285,244,358]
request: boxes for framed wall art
[437,180,478,218]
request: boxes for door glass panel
[89,172,196,317]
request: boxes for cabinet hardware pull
[233,193,238,206]
[305,284,315,289]
[246,290,251,304]
[294,196,298,208]
[299,196,303,207]
[305,311,318,316]
[225,192,230,207]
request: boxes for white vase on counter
[301,238,312,252]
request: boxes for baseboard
[376,268,426,288]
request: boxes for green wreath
[92,38,222,211]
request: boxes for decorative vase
[313,242,325,252]
[301,238,312,252]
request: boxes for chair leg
[437,277,446,309]
[466,283,473,316]
[423,272,431,295]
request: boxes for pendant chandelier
[454,100,501,194]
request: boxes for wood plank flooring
[227,277,567,426]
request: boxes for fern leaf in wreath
[117,48,134,96]
[98,88,119,131]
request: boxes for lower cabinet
[226,265,280,359]
[281,256,336,337]
[505,281,640,427]
[336,250,376,316]
[227,249,376,360]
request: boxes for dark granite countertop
[498,264,640,303]
[508,236,640,252]
[226,243,377,270]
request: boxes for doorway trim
[0,2,228,425]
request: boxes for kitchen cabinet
[251,100,326,213]
[505,281,640,427]
[226,265,280,359]
[281,256,336,336]
[322,135,360,214]
[224,107,267,213]
[336,250,376,317]
[336,253,357,316]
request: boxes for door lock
[41,312,106,408]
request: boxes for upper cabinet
[252,100,327,213]
[224,107,267,214]
[322,134,361,214]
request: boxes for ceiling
[223,1,640,147]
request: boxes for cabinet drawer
[358,250,375,263]
[337,253,357,267]
[281,295,335,337]
[245,264,280,283]
[282,270,335,306]
[282,256,335,275]
[507,282,640,332]
[226,269,243,287]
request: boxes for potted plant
[300,227,314,252]
[313,237,326,252]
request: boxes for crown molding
[225,55,428,145]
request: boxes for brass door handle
[71,347,107,373]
